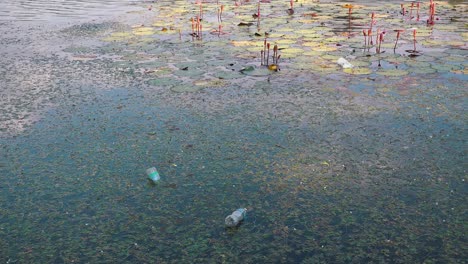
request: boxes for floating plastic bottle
[146,167,160,183]
[225,208,247,227]
[337,57,354,68]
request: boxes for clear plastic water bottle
[146,167,160,183]
[225,208,247,227]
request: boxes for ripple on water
[0,0,142,22]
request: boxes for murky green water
[1,0,467,263]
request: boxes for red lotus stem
[409,2,414,19]
[261,50,264,65]
[191,17,195,35]
[394,31,400,50]
[218,5,224,23]
[290,0,293,9]
[199,3,203,19]
[273,45,278,64]
[257,2,261,18]
[413,29,417,51]
[266,43,270,65]
[416,2,420,20]
[376,30,380,53]
[363,30,367,47]
[263,39,267,63]
[428,1,436,24]
[368,28,372,46]
[377,33,384,53]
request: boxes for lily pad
[240,66,273,76]
[170,84,203,93]
[147,77,182,87]
[312,45,338,52]
[213,70,243,79]
[376,69,409,77]
[343,67,372,75]
[132,27,156,36]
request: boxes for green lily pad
[213,70,243,79]
[411,67,437,74]
[147,77,182,86]
[170,84,203,93]
[431,64,463,73]
[343,67,372,75]
[174,68,206,78]
[132,27,156,36]
[274,39,297,45]
[376,69,409,76]
[240,66,274,76]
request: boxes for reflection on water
[0,0,142,21]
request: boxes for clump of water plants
[260,39,281,71]
[190,16,202,40]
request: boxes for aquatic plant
[343,4,354,16]
[198,1,204,19]
[266,42,270,65]
[260,41,280,71]
[368,28,373,46]
[363,29,367,49]
[255,2,261,26]
[393,29,405,51]
[377,31,385,54]
[427,0,436,25]
[217,4,224,23]
[370,12,376,28]
[190,16,202,39]
[287,0,294,15]
[409,2,414,19]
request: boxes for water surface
[0,0,466,263]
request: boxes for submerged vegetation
[0,0,466,263]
